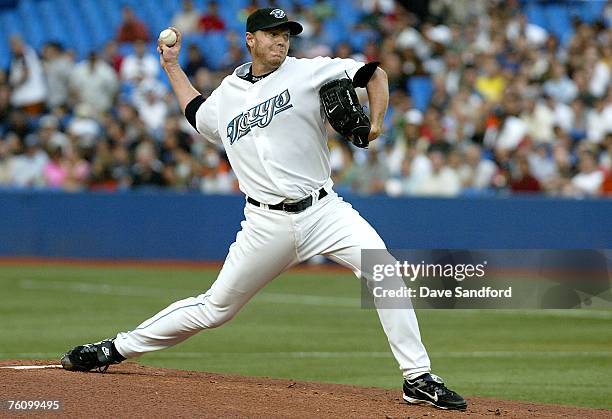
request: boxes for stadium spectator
[583,44,609,99]
[329,136,351,183]
[41,42,73,109]
[495,95,528,152]
[190,67,215,98]
[37,115,69,151]
[164,147,199,189]
[131,140,164,187]
[89,139,116,191]
[8,134,48,187]
[475,56,506,103]
[505,13,548,47]
[602,173,612,196]
[429,0,487,24]
[199,148,235,194]
[297,17,333,58]
[458,143,496,191]
[220,43,246,73]
[543,62,578,104]
[67,103,101,153]
[379,139,404,177]
[312,0,334,21]
[528,143,556,186]
[413,149,461,196]
[109,145,132,190]
[102,40,125,75]
[586,96,612,144]
[43,146,68,189]
[171,0,201,35]
[116,6,149,43]
[5,107,34,150]
[62,147,90,191]
[0,138,11,186]
[69,52,118,116]
[521,97,554,144]
[379,51,407,93]
[8,36,47,115]
[237,0,260,24]
[120,40,159,86]
[0,0,610,200]
[115,100,146,144]
[0,82,12,132]
[571,150,604,197]
[133,81,169,133]
[198,1,226,32]
[341,148,389,195]
[184,44,209,79]
[572,151,604,196]
[510,156,541,193]
[601,133,612,171]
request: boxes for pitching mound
[1,360,609,418]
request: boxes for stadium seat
[17,0,45,50]
[544,4,573,46]
[37,1,68,46]
[350,28,377,53]
[90,0,121,36]
[118,42,136,57]
[0,38,8,69]
[331,0,363,29]
[192,32,228,70]
[322,18,348,46]
[575,0,606,23]
[80,0,111,48]
[407,76,433,113]
[1,9,22,37]
[55,0,92,59]
[524,3,547,29]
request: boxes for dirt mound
[0,360,609,418]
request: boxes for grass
[0,264,611,409]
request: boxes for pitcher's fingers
[169,27,181,46]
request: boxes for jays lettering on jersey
[226,89,293,145]
[195,56,366,204]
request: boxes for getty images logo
[270,9,286,18]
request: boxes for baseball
[158,29,177,47]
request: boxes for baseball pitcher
[60,8,466,411]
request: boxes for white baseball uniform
[114,56,432,378]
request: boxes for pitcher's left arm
[365,67,389,142]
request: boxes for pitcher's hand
[158,27,182,69]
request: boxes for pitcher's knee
[204,308,237,328]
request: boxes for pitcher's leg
[114,206,298,358]
[304,196,431,377]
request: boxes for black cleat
[403,373,467,410]
[60,339,124,372]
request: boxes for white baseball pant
[114,190,431,378]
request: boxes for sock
[111,342,127,362]
[405,371,429,381]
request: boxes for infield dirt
[1,360,610,418]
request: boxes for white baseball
[158,29,177,47]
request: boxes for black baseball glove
[320,78,371,148]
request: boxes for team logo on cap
[270,9,286,18]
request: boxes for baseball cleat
[60,339,124,372]
[403,373,467,410]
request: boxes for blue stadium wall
[0,191,610,260]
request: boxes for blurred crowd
[0,0,611,198]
